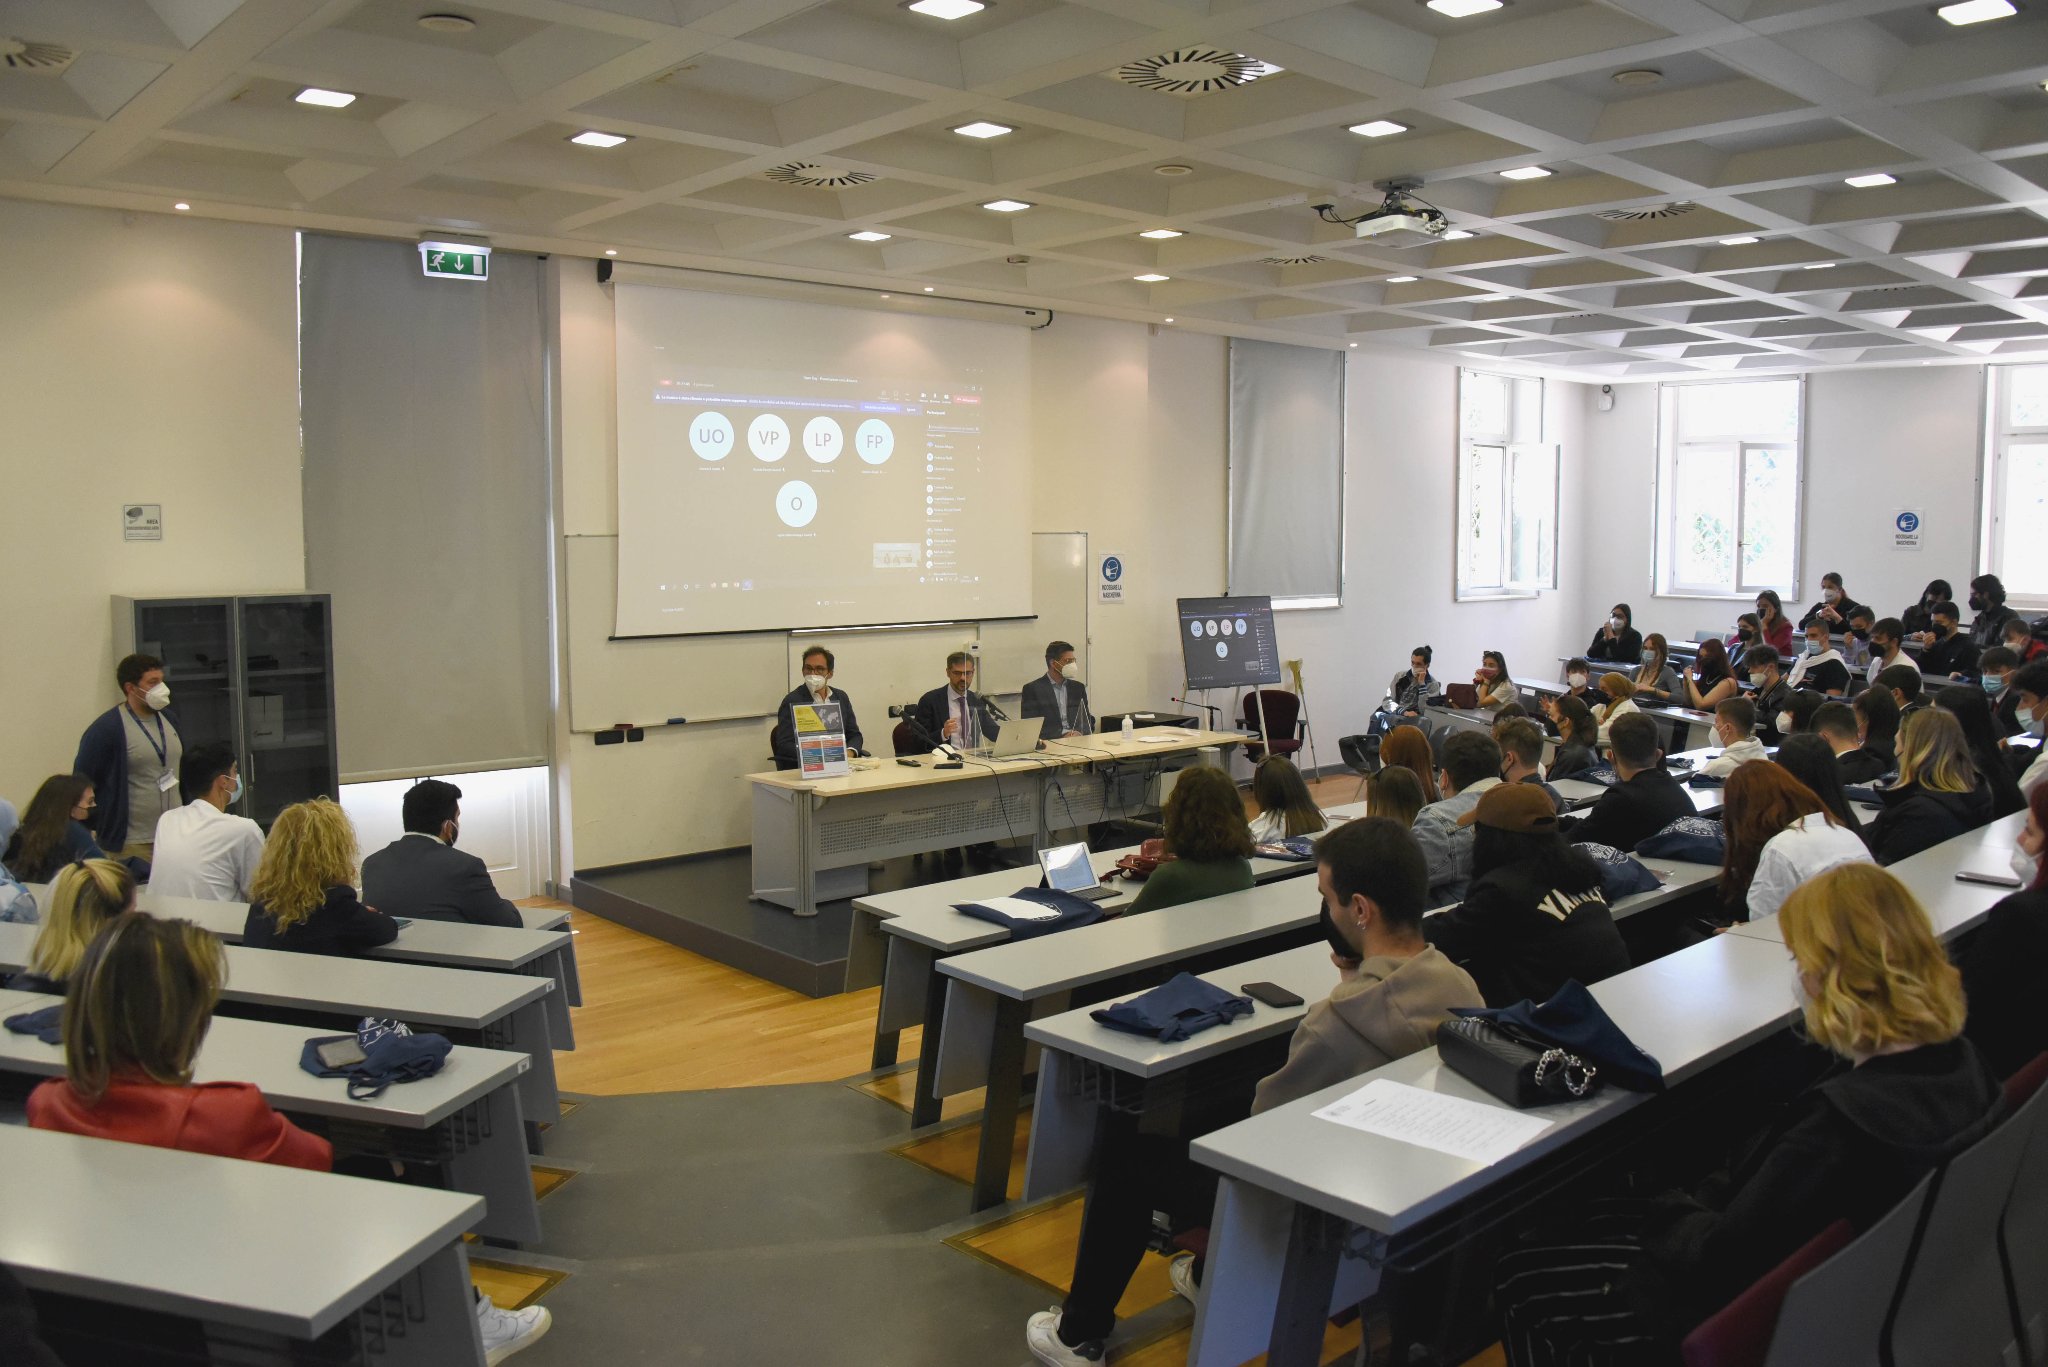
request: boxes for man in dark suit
[770,644,865,771]
[359,779,521,927]
[1020,640,1090,741]
[915,651,1000,751]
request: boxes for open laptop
[1037,841,1119,902]
[971,726,1042,760]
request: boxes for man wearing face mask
[2011,661,2048,797]
[72,652,183,862]
[360,779,521,927]
[1742,646,1793,744]
[1864,617,1909,688]
[1968,574,2019,651]
[1703,698,1771,778]
[1917,601,1980,679]
[770,645,865,770]
[1979,647,2022,737]
[1021,641,1090,741]
[1784,621,1850,697]
[145,743,264,902]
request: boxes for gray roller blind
[1228,339,1345,606]
[299,234,550,781]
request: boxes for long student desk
[1182,810,2029,1367]
[746,725,1244,917]
[0,1126,488,1365]
[0,986,541,1246]
[0,923,561,1135]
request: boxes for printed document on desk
[1313,1078,1553,1166]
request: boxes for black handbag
[1438,1016,1602,1108]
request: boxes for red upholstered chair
[2003,1051,2048,1109]
[892,721,922,756]
[1680,1222,1854,1367]
[1240,690,1304,765]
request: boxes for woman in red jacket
[28,913,332,1169]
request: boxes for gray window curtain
[1228,339,1345,606]
[299,233,550,781]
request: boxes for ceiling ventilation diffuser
[1596,201,1698,221]
[763,162,878,188]
[1111,48,1282,97]
[1263,253,1327,265]
[1,38,76,74]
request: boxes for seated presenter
[770,645,864,771]
[916,651,1000,751]
[1020,641,1090,741]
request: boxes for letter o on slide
[691,412,733,461]
[805,416,844,464]
[856,418,894,465]
[776,479,819,529]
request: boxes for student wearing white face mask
[1633,633,1680,704]
[2010,661,2048,797]
[1958,784,2048,1078]
[1784,620,1850,696]
[72,652,183,863]
[1586,604,1642,665]
[1022,640,1091,741]
[770,645,865,769]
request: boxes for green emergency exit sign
[418,240,490,281]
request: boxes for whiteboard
[566,532,1088,733]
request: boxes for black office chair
[1338,733,1381,800]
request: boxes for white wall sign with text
[1892,509,1922,552]
[122,504,162,541]
[1098,553,1126,604]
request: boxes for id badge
[158,770,179,792]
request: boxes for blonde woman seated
[1248,757,1327,843]
[1593,673,1640,748]
[1865,709,1994,866]
[1493,864,2001,1365]
[243,798,396,956]
[4,858,133,996]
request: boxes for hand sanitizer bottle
[1121,714,1136,741]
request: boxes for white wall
[0,200,304,811]
[340,766,551,901]
[1574,368,1985,644]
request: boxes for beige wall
[0,200,304,809]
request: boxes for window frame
[1982,365,2048,611]
[1652,377,1806,602]
[1454,368,1559,602]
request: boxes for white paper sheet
[970,896,1064,922]
[1312,1078,1553,1166]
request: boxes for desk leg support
[1267,1202,1343,1367]
[534,953,575,1051]
[793,792,820,919]
[909,963,950,1128]
[357,1241,488,1367]
[499,999,561,1154]
[971,995,1029,1212]
[445,1087,541,1247]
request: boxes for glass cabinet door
[132,600,237,764]
[238,596,337,827]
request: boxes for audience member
[1865,709,1993,864]
[1587,604,1642,665]
[1388,646,1436,717]
[1721,761,1871,922]
[1851,686,1902,777]
[1785,618,1849,696]
[1247,758,1326,843]
[1681,637,1738,710]
[360,779,521,927]
[1901,578,1951,641]
[1968,573,2019,649]
[0,799,34,924]
[1594,673,1639,746]
[1424,785,1629,1007]
[1958,784,2048,1078]
[1,775,108,884]
[2002,616,2046,666]
[1840,605,1877,671]
[1813,701,1885,787]
[1497,720,1564,812]
[1864,616,1910,688]
[146,742,264,903]
[72,652,182,861]
[1473,651,1517,709]
[1364,765,1427,828]
[1547,697,1599,780]
[1744,646,1793,744]
[2014,661,2048,796]
[1934,684,2027,819]
[243,799,396,955]
[1978,646,2023,737]
[1918,600,1980,679]
[1798,570,1866,633]
[1754,590,1794,655]
[1024,820,1480,1367]
[1877,661,1927,717]
[1124,767,1255,915]
[1774,733,1868,836]
[1703,698,1769,778]
[1412,731,1504,904]
[771,644,866,767]
[1564,714,1691,852]
[1633,633,1679,704]
[1493,864,2000,1364]
[1489,701,1530,737]
[4,859,133,995]
[1559,658,1596,708]
[1783,689,1827,738]
[1726,612,1761,659]
[1379,724,1441,803]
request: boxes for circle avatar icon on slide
[1189,621,1203,638]
[776,480,819,529]
[856,418,894,465]
[1215,641,1229,659]
[690,412,733,461]
[804,416,844,464]
[1219,619,1233,636]
[749,413,789,462]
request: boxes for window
[1654,378,1803,597]
[1985,366,2048,607]
[1456,369,1557,599]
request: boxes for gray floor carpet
[508,1082,1053,1366]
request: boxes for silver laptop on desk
[1038,842,1119,902]
[971,726,1042,760]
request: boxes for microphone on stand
[982,694,1011,722]
[1171,694,1222,723]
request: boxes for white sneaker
[476,1293,552,1365]
[1167,1254,1200,1306]
[1025,1307,1104,1365]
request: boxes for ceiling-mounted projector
[1312,179,1451,247]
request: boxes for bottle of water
[1121,714,1136,741]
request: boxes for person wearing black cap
[1423,783,1631,1007]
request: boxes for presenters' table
[746,726,1244,917]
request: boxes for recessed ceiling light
[173,201,190,211]
[1500,165,1551,180]
[1442,229,1476,240]
[880,293,891,299]
[905,0,987,17]
[1349,342,1359,347]
[924,286,935,292]
[1153,164,1194,177]
[1164,316,1175,322]
[1139,228,1183,239]
[982,198,1032,212]
[1844,172,1896,187]
[1425,0,1505,16]
[953,121,1014,138]
[848,230,892,241]
[1386,275,1418,283]
[604,249,617,256]
[1348,119,1409,137]
[1720,235,1761,245]
[1804,262,1836,270]
[417,12,478,31]
[570,130,630,148]
[1611,68,1663,86]
[1135,273,1170,282]
[294,87,356,108]
[1937,0,2015,23]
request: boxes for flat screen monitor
[1176,595,1282,690]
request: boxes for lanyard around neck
[125,707,168,766]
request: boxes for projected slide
[612,284,1032,637]
[1177,596,1282,690]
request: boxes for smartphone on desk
[1242,981,1304,1009]
[315,1038,367,1070]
